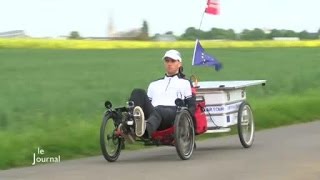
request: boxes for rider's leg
[144,106,176,137]
[129,89,155,137]
[129,88,154,118]
[156,106,177,130]
[144,109,161,138]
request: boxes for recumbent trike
[100,79,266,162]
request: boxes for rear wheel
[237,101,255,148]
[174,110,195,160]
[100,111,122,162]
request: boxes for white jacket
[147,75,192,107]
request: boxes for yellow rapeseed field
[0,38,320,49]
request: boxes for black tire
[174,110,195,160]
[100,111,121,162]
[237,101,255,148]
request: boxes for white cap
[162,49,182,62]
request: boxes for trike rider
[128,49,196,139]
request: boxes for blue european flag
[192,39,223,71]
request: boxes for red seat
[151,127,175,145]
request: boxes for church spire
[107,13,115,37]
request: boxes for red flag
[205,0,219,15]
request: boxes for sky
[0,0,319,38]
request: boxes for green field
[0,48,319,169]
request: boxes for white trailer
[195,80,266,147]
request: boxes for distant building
[107,16,142,40]
[262,28,271,34]
[273,37,300,41]
[153,34,177,41]
[0,30,28,38]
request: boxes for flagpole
[197,10,205,33]
[190,11,205,80]
[191,10,205,81]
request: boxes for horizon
[1,26,318,39]
[1,0,319,38]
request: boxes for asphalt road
[1,121,319,180]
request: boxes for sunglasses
[164,58,178,63]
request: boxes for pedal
[117,123,135,144]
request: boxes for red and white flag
[205,0,219,15]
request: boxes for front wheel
[100,111,122,162]
[237,101,255,148]
[174,110,195,160]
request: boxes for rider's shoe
[133,106,146,137]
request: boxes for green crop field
[0,47,319,169]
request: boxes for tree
[226,29,237,40]
[298,30,318,40]
[299,30,309,39]
[209,28,236,40]
[136,20,149,40]
[180,27,204,40]
[68,31,81,39]
[283,30,297,37]
[267,29,283,39]
[180,27,236,40]
[240,28,266,40]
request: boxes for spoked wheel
[100,111,122,162]
[174,109,195,160]
[237,101,255,148]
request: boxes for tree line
[68,20,320,40]
[177,27,320,40]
